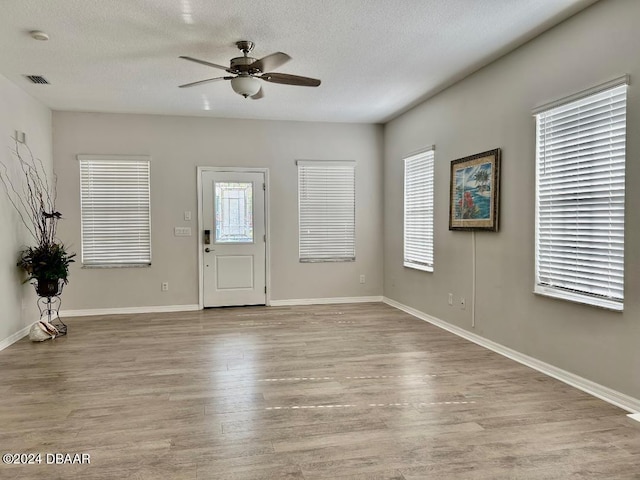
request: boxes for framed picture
[449,148,501,231]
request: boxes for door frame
[197,166,271,309]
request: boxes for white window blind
[298,160,355,262]
[534,81,627,310]
[404,149,434,272]
[79,155,151,267]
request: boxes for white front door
[201,170,266,307]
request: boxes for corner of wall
[0,75,53,350]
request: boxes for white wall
[384,0,640,400]
[53,112,383,310]
[0,75,52,347]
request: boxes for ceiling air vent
[25,75,49,85]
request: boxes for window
[534,78,627,310]
[79,155,151,267]
[215,182,253,243]
[297,160,355,262]
[404,148,434,272]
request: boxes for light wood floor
[1,303,639,479]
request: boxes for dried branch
[0,137,61,246]
[0,163,37,241]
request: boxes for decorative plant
[0,137,75,293]
[17,243,75,284]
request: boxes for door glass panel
[214,182,254,243]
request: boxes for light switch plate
[184,211,192,221]
[174,227,192,236]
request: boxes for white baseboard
[270,296,383,307]
[0,324,31,352]
[383,296,640,414]
[61,304,200,317]
[628,413,640,423]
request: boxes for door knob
[205,248,211,253]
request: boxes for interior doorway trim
[197,166,271,309]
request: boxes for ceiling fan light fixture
[231,75,260,98]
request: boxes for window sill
[82,263,151,269]
[534,285,623,312]
[404,262,433,273]
[299,258,355,263]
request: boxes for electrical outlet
[460,297,466,310]
[359,274,366,284]
[161,282,169,292]
[448,293,453,306]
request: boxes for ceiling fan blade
[179,56,230,72]
[250,87,264,100]
[252,52,291,73]
[261,72,321,87]
[178,76,232,88]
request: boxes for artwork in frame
[449,148,501,231]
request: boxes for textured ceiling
[0,0,599,123]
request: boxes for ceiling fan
[178,41,321,99]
